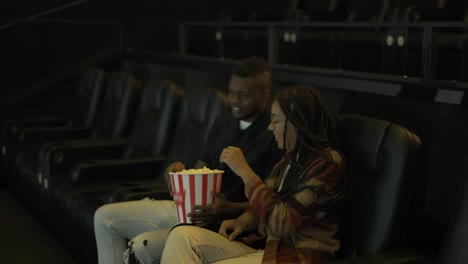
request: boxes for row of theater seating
[189,26,468,81]
[225,0,468,23]
[186,2,468,81]
[2,64,467,264]
[1,67,229,261]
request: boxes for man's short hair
[233,56,271,77]
[232,56,272,90]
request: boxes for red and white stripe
[170,173,223,223]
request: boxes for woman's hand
[219,146,255,180]
[188,192,240,227]
[218,219,246,241]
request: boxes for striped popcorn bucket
[169,171,223,223]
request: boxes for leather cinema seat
[2,67,108,148]
[1,67,108,186]
[330,159,468,264]
[16,71,140,146]
[332,114,422,263]
[88,85,231,222]
[436,159,468,264]
[51,78,184,212]
[57,85,228,262]
[213,114,422,264]
[12,71,141,219]
[68,85,229,234]
[33,79,185,258]
[15,71,142,180]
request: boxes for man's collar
[239,120,252,130]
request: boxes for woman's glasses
[270,118,285,129]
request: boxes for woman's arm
[247,153,345,238]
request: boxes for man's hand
[164,162,185,195]
[218,219,245,241]
[188,192,241,227]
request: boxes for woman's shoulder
[302,148,346,178]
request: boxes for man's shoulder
[210,112,237,130]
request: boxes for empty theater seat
[11,71,141,220]
[436,158,468,264]
[26,78,184,260]
[68,84,229,229]
[1,67,108,186]
[1,67,108,150]
[333,114,421,261]
[50,78,184,212]
[54,85,228,263]
[14,71,141,180]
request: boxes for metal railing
[2,0,468,92]
[178,21,468,90]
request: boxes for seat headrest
[186,86,227,124]
[142,79,181,112]
[106,72,140,101]
[79,67,106,94]
[337,114,391,172]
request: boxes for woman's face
[268,100,297,151]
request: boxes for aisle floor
[0,190,79,264]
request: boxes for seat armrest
[18,127,94,143]
[329,249,428,264]
[110,180,171,202]
[70,155,167,183]
[38,141,129,189]
[2,118,72,148]
[4,117,71,128]
[113,189,172,202]
[3,118,71,136]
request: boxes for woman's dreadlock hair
[274,85,341,196]
[276,85,338,153]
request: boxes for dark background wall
[2,0,468,100]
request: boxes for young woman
[160,85,347,264]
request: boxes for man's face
[227,74,268,122]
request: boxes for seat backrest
[127,79,184,156]
[73,67,108,128]
[437,158,468,264]
[165,85,229,168]
[336,113,421,256]
[93,72,142,138]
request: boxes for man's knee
[128,230,170,264]
[94,203,116,228]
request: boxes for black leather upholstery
[71,85,229,224]
[163,84,229,168]
[51,78,183,205]
[73,67,110,128]
[335,114,421,258]
[436,158,468,264]
[12,71,141,220]
[16,71,141,185]
[15,71,140,145]
[1,67,108,188]
[51,84,228,262]
[1,67,108,149]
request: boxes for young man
[93,56,283,264]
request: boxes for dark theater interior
[2,0,468,263]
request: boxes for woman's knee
[165,225,201,247]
